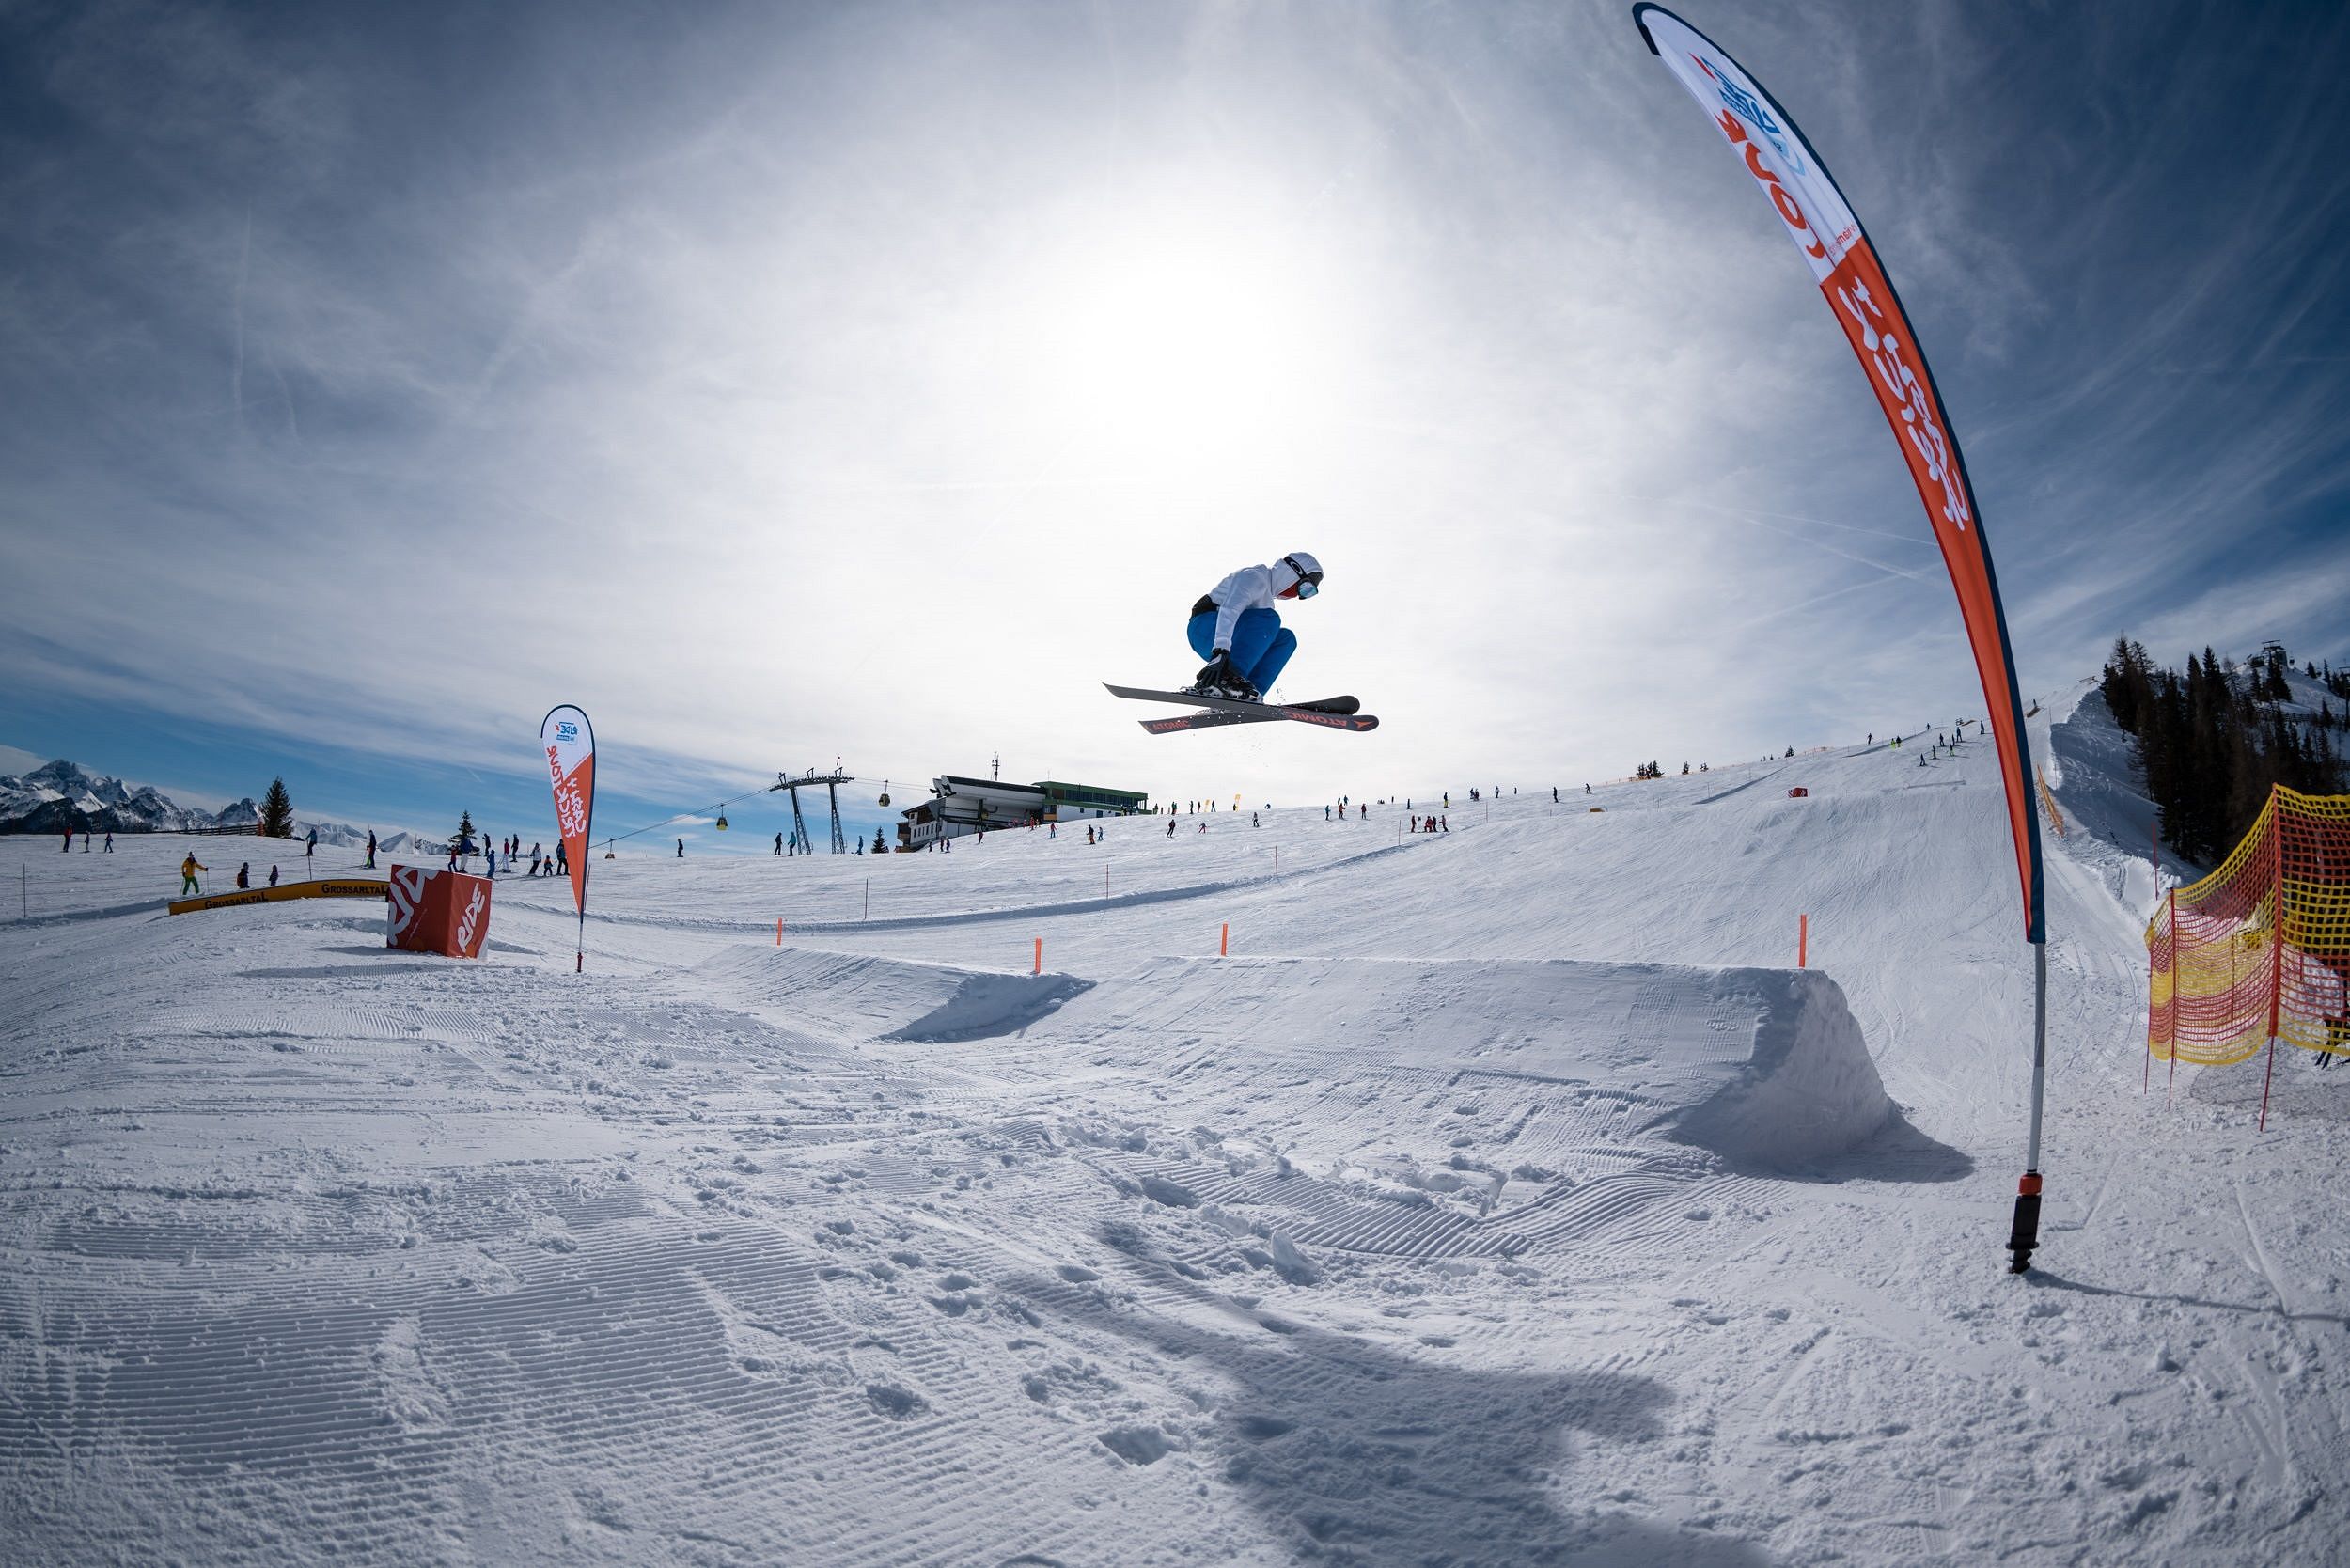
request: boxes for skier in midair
[1186,552,1324,700]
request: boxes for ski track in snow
[4,701,2348,1565]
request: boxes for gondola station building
[895,775,1148,849]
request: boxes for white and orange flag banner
[540,705,595,922]
[1636,5,2045,943]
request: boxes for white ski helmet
[1281,551,1324,598]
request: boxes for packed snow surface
[4,696,2348,1565]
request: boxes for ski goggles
[1283,557,1323,597]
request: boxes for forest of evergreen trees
[2100,637,2348,867]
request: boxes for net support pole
[2258,1026,2280,1131]
[2007,939,2049,1275]
[2148,817,2161,1094]
[2166,891,2180,1106]
[2260,786,2285,1132]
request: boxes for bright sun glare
[1017,212,1345,475]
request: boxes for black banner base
[2006,1173,2044,1274]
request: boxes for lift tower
[770,768,854,854]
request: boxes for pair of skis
[1104,684,1379,735]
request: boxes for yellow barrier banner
[168,878,388,917]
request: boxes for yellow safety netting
[2147,787,2350,1066]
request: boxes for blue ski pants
[1187,608,1295,694]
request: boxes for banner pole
[2007,938,2048,1273]
[1630,6,2051,1276]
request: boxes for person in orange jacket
[180,854,207,895]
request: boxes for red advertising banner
[1636,4,2044,946]
[540,704,595,971]
[1636,6,2056,1271]
[385,864,492,959]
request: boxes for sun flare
[1013,207,1348,474]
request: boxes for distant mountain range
[0,759,441,852]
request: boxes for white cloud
[2,0,2344,820]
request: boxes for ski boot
[1186,652,1260,703]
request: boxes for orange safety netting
[2147,787,2350,1069]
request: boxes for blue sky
[3,0,2346,851]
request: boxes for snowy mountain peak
[0,759,215,834]
[0,757,427,848]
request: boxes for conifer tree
[454,809,477,850]
[259,777,295,839]
[2112,635,2344,868]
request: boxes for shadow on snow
[1005,1234,1780,1568]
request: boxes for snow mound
[1668,966,1892,1166]
[884,970,1095,1042]
[698,945,1089,1042]
[700,945,1885,1165]
[1065,955,1891,1168]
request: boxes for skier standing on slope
[1186,552,1324,700]
[180,854,206,894]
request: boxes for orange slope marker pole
[1220,921,1229,958]
[1799,914,1809,968]
[1034,936,1042,976]
[776,917,782,947]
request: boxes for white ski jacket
[1198,560,1301,653]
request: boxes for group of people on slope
[445,831,560,877]
[177,853,282,895]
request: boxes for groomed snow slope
[4,701,2348,1566]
